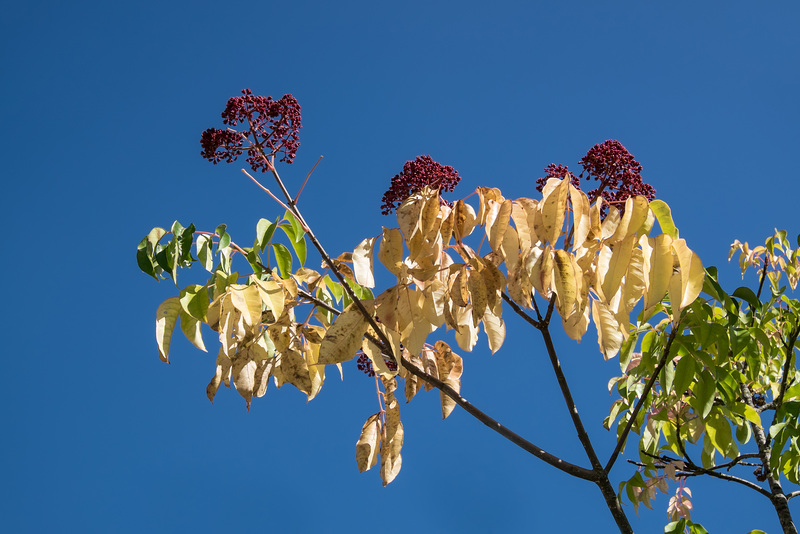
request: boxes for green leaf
[196,234,214,272]
[691,369,716,419]
[272,243,292,278]
[284,210,306,243]
[324,275,344,303]
[179,310,207,352]
[216,223,231,250]
[688,522,709,534]
[706,408,738,458]
[664,519,686,534]
[256,218,277,252]
[137,237,158,279]
[733,286,760,310]
[179,284,209,321]
[650,199,678,239]
[672,355,697,397]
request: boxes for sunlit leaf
[271,243,292,278]
[155,297,182,363]
[318,301,374,365]
[353,236,377,288]
[650,199,679,239]
[356,413,381,473]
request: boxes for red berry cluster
[381,155,461,215]
[536,140,655,215]
[356,353,398,377]
[200,89,302,172]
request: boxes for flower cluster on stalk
[381,155,461,215]
[536,140,655,215]
[200,89,302,172]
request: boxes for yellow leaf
[453,305,479,352]
[397,190,425,242]
[530,245,554,298]
[672,239,705,311]
[512,200,533,253]
[439,203,455,243]
[482,306,506,354]
[621,247,646,316]
[501,225,520,272]
[380,376,403,485]
[232,357,257,411]
[434,341,463,418]
[253,357,274,399]
[378,227,404,276]
[179,310,207,352]
[353,236,378,288]
[400,351,424,402]
[277,348,313,395]
[592,299,623,360]
[610,196,649,243]
[644,234,674,316]
[318,301,373,365]
[252,277,284,323]
[229,283,262,330]
[476,187,504,226]
[453,199,477,241]
[452,265,469,307]
[420,188,442,238]
[538,176,570,244]
[601,234,636,303]
[362,328,397,378]
[562,303,590,341]
[468,268,488,325]
[569,184,591,249]
[206,348,230,403]
[356,413,381,473]
[507,254,532,308]
[601,205,621,239]
[155,297,182,363]
[553,249,577,318]
[487,199,513,253]
[304,338,324,401]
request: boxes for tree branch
[398,353,598,482]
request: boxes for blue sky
[2,1,799,532]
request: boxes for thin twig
[294,155,323,204]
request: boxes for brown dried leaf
[356,413,382,473]
[318,301,374,365]
[380,376,404,485]
[232,356,257,411]
[468,268,488,325]
[453,199,477,242]
[434,341,464,418]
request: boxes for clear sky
[2,1,799,532]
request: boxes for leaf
[434,341,463,419]
[601,235,636,302]
[229,283,262,330]
[256,218,277,252]
[232,357,257,411]
[179,284,209,321]
[378,227,404,276]
[569,185,591,249]
[277,349,313,395]
[206,349,230,403]
[592,299,623,360]
[318,301,374,365]
[486,199,512,252]
[453,199,477,241]
[356,413,382,472]
[538,176,570,244]
[380,377,403,485]
[179,310,207,352]
[650,199,679,239]
[553,249,577,318]
[672,239,705,311]
[353,236,377,288]
[252,277,284,321]
[196,234,214,272]
[482,306,505,354]
[155,297,182,363]
[691,370,717,419]
[643,234,674,316]
[271,243,292,278]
